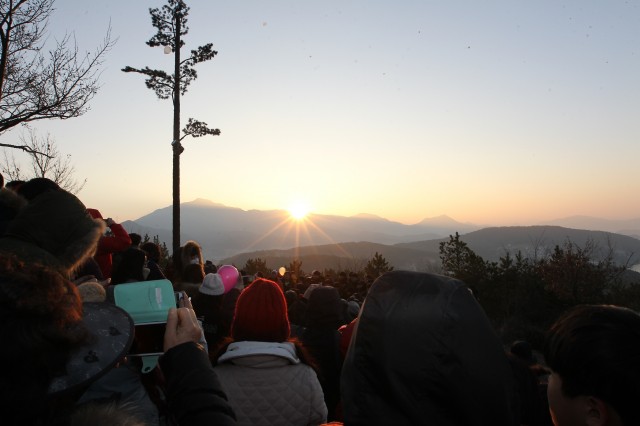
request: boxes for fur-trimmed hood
[181,240,204,268]
[0,190,105,276]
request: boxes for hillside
[224,226,640,273]
[397,226,640,266]
[220,242,438,273]
[541,215,640,235]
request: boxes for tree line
[149,228,640,348]
[439,232,640,347]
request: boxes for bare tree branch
[0,1,116,138]
[0,141,50,155]
[0,128,86,193]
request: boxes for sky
[4,1,640,226]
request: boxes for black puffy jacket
[341,271,516,426]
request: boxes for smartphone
[129,322,166,356]
[174,291,184,308]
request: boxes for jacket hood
[341,271,516,426]
[305,285,342,329]
[218,341,300,365]
[0,190,105,275]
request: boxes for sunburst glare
[288,202,310,220]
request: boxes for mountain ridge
[122,198,640,263]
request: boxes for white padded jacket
[214,341,328,426]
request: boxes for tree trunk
[172,12,182,256]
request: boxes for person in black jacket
[160,303,237,425]
[300,285,344,421]
[341,270,516,426]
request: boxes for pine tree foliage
[123,0,219,254]
[364,251,394,279]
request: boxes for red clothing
[87,208,131,279]
[95,222,131,278]
[339,318,358,359]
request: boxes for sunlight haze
[4,1,639,227]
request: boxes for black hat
[48,302,134,394]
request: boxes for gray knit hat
[200,273,225,296]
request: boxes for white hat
[200,273,224,296]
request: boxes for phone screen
[129,322,166,356]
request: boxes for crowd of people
[1,175,639,426]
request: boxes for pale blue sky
[5,1,640,226]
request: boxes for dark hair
[128,233,142,247]
[140,241,161,263]
[0,255,88,423]
[182,263,205,284]
[544,304,640,425]
[111,248,146,284]
[204,260,217,274]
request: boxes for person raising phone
[160,294,237,425]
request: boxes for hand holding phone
[163,306,201,352]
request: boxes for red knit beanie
[232,278,290,342]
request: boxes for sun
[288,202,310,220]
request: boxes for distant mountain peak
[185,198,228,208]
[351,213,386,220]
[417,215,460,226]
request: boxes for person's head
[231,278,290,342]
[204,260,217,274]
[140,241,161,263]
[0,190,105,277]
[0,255,88,422]
[199,273,224,296]
[181,240,203,268]
[305,285,342,328]
[15,177,61,201]
[111,248,146,284]
[128,233,141,247]
[544,304,640,426]
[310,269,322,284]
